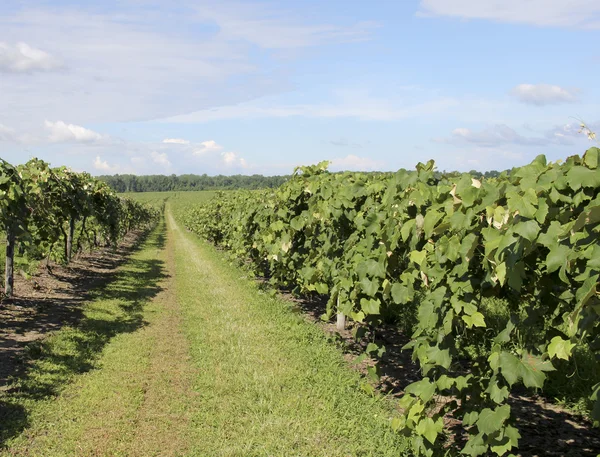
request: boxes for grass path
[0,207,407,456]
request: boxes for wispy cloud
[418,0,600,29]
[0,123,17,142]
[435,124,551,147]
[160,95,457,123]
[510,84,579,106]
[330,138,363,148]
[0,42,63,73]
[162,138,190,145]
[193,3,378,49]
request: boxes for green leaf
[494,262,507,285]
[566,166,600,190]
[410,250,427,267]
[494,320,515,344]
[513,220,540,242]
[547,336,576,361]
[463,411,479,426]
[583,147,599,169]
[405,378,436,403]
[415,417,443,445]
[462,312,486,328]
[360,277,379,297]
[496,351,521,386]
[576,274,599,306]
[462,433,488,457]
[476,404,511,435]
[546,245,570,273]
[423,210,443,238]
[364,259,386,278]
[360,298,380,315]
[314,282,329,294]
[426,345,451,369]
[391,283,411,304]
[520,352,555,388]
[487,380,510,404]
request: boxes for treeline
[98,174,290,193]
[99,170,506,193]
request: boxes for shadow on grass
[0,219,168,448]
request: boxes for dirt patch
[0,231,145,389]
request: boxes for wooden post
[5,226,15,297]
[336,295,345,331]
[336,313,346,331]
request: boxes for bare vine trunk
[66,217,75,263]
[4,226,15,297]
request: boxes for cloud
[0,123,17,141]
[0,4,376,127]
[221,151,248,168]
[45,120,105,143]
[510,84,578,106]
[162,138,190,144]
[193,4,378,49]
[93,156,119,173]
[330,138,362,148]
[193,140,224,155]
[329,154,383,171]
[418,0,600,29]
[544,121,600,143]
[150,151,171,168]
[436,124,551,147]
[0,42,63,73]
[161,96,457,123]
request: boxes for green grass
[0,219,169,455]
[0,204,409,456]
[169,207,407,456]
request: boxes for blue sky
[1,0,599,175]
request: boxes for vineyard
[180,148,600,456]
[0,158,159,298]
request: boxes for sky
[1,0,599,176]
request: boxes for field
[1,150,600,457]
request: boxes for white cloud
[418,0,600,29]
[0,123,17,141]
[544,121,600,143]
[510,84,578,106]
[193,140,224,155]
[162,138,190,144]
[192,3,377,50]
[93,156,119,173]
[0,42,63,73]
[161,96,457,123]
[45,120,104,143]
[0,4,375,127]
[221,151,248,168]
[330,154,383,171]
[436,124,551,147]
[150,151,172,168]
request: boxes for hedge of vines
[180,148,600,456]
[1,157,159,297]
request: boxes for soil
[0,231,144,389]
